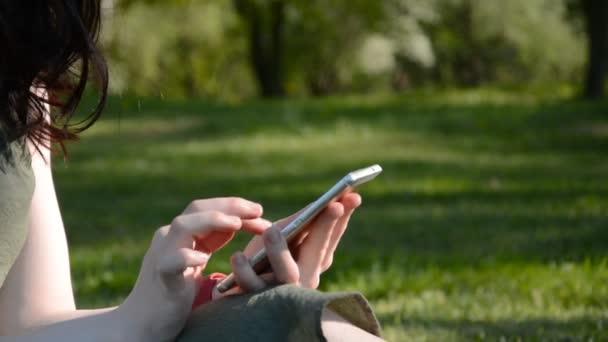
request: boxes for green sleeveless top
[0,139,35,287]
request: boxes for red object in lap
[192,273,226,309]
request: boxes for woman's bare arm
[0,136,79,332]
[0,123,136,339]
[0,308,130,342]
[0,117,270,341]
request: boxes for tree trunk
[582,0,608,99]
[235,0,285,97]
[461,0,482,86]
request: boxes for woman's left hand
[214,192,362,297]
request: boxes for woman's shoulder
[0,136,35,288]
[0,137,34,192]
[0,135,30,165]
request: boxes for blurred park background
[54,0,608,340]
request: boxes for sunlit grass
[55,91,608,341]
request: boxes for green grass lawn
[53,90,608,341]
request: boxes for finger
[183,197,263,219]
[241,217,273,235]
[243,229,305,260]
[339,192,362,211]
[274,194,353,235]
[289,228,311,250]
[272,204,311,230]
[169,211,241,246]
[213,283,243,298]
[321,193,360,269]
[322,206,356,272]
[268,198,348,259]
[189,264,206,289]
[213,272,276,299]
[241,220,288,258]
[158,248,210,277]
[286,230,310,262]
[264,227,300,284]
[271,193,358,231]
[197,217,272,256]
[243,235,264,257]
[297,202,343,288]
[265,203,315,253]
[194,231,236,254]
[269,197,342,246]
[258,272,276,284]
[231,252,267,293]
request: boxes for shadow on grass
[378,315,607,340]
[90,94,608,155]
[57,155,608,263]
[57,95,608,319]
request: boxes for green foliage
[56,91,608,340]
[396,0,585,86]
[102,0,586,98]
[103,1,255,100]
[281,0,386,95]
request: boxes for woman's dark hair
[0,0,108,157]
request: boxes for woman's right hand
[116,197,271,342]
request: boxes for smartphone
[216,164,383,293]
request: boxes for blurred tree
[364,0,583,90]
[116,0,190,8]
[580,0,608,98]
[231,0,385,97]
[433,0,484,86]
[414,0,584,87]
[233,0,285,97]
[103,1,255,100]
[102,0,586,99]
[285,0,385,96]
[371,1,438,90]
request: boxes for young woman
[0,2,383,341]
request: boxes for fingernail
[261,218,273,228]
[265,227,281,244]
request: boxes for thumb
[159,248,210,291]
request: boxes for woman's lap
[175,285,381,342]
